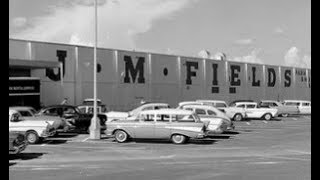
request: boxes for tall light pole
[90,0,101,139]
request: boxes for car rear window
[195,109,206,115]
[215,103,227,108]
[207,110,216,115]
[19,110,32,117]
[172,115,195,122]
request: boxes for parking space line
[292,118,297,121]
[263,121,268,124]
[246,122,251,125]
[82,137,90,142]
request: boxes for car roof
[182,104,218,110]
[140,109,193,115]
[9,109,19,115]
[178,101,201,106]
[196,100,226,103]
[283,100,311,103]
[83,98,102,102]
[9,106,35,111]
[235,102,257,105]
[140,102,169,106]
[42,105,77,109]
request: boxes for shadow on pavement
[9,153,46,161]
[223,131,240,135]
[42,139,68,145]
[114,139,218,145]
[206,135,231,139]
[54,133,79,138]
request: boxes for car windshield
[215,103,227,108]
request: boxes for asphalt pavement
[9,115,311,180]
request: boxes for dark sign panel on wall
[9,78,40,95]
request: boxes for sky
[9,0,311,68]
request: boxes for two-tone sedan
[105,109,206,144]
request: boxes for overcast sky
[9,0,311,68]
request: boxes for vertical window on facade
[211,87,219,93]
[229,87,236,94]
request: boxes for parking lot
[9,116,311,180]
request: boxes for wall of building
[9,39,311,111]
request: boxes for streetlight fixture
[90,0,101,139]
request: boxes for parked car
[105,109,206,144]
[9,109,56,144]
[9,106,70,133]
[80,98,108,112]
[229,100,254,106]
[180,104,234,132]
[230,102,278,120]
[258,100,299,117]
[282,100,311,114]
[9,131,28,154]
[36,105,106,133]
[105,102,170,122]
[196,100,246,121]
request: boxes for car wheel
[115,130,128,143]
[26,131,39,144]
[263,113,272,121]
[281,113,289,117]
[233,113,243,121]
[171,134,187,144]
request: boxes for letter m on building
[124,55,145,83]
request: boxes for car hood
[10,120,51,128]
[106,111,129,118]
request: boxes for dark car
[36,105,106,133]
[9,131,27,155]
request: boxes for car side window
[237,104,245,108]
[63,107,76,114]
[184,108,194,112]
[44,108,58,115]
[19,110,33,117]
[207,110,216,115]
[302,103,310,107]
[142,114,155,122]
[246,104,256,109]
[195,109,206,115]
[156,114,170,122]
[215,103,227,108]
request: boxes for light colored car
[181,104,234,132]
[9,106,69,133]
[196,100,246,121]
[231,102,278,120]
[258,100,299,117]
[105,103,170,122]
[105,109,206,144]
[9,109,56,144]
[282,100,311,114]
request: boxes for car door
[299,102,311,114]
[133,114,155,139]
[244,104,259,118]
[154,114,171,139]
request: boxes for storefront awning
[9,59,61,69]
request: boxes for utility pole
[90,0,101,139]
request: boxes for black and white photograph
[9,0,311,179]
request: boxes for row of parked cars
[9,99,311,154]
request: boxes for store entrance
[9,95,41,110]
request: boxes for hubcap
[116,132,126,141]
[173,135,183,143]
[235,115,241,121]
[27,133,36,143]
[265,115,271,120]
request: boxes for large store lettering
[230,65,241,86]
[123,55,145,83]
[186,61,199,85]
[46,50,67,81]
[267,68,276,87]
[284,70,291,87]
[251,67,260,87]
